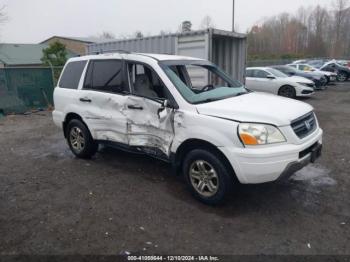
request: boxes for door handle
[79,97,92,103]
[127,105,143,110]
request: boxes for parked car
[245,67,314,98]
[288,63,337,84]
[292,59,308,64]
[320,61,350,82]
[307,59,330,69]
[53,53,323,205]
[271,65,327,89]
[336,60,350,68]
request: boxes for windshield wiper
[194,98,220,104]
[235,92,248,97]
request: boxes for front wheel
[278,85,296,99]
[337,72,348,82]
[66,119,98,159]
[183,149,235,205]
[325,75,330,85]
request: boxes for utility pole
[232,0,235,32]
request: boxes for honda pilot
[53,53,323,205]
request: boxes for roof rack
[92,49,131,55]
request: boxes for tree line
[247,0,350,60]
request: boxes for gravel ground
[0,82,349,256]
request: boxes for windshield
[278,66,298,75]
[308,60,324,68]
[160,61,247,104]
[266,68,288,78]
[305,64,317,71]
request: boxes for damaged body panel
[124,96,175,157]
[78,90,130,144]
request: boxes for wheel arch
[278,84,296,97]
[63,112,86,138]
[172,139,238,182]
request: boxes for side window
[254,70,268,78]
[59,61,87,89]
[299,65,309,71]
[127,62,168,100]
[84,60,128,94]
[289,64,297,68]
[246,69,254,77]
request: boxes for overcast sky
[0,0,333,43]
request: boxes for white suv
[53,53,323,205]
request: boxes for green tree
[41,41,68,67]
[41,42,68,85]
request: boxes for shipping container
[87,28,247,82]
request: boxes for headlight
[297,82,312,87]
[238,123,286,146]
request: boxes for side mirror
[266,75,275,79]
[162,99,169,108]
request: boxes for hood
[288,76,315,84]
[295,71,321,80]
[307,71,325,77]
[319,70,335,76]
[196,92,313,126]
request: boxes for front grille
[291,112,317,139]
[302,90,314,94]
[306,83,315,88]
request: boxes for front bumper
[278,142,322,181]
[329,75,337,82]
[297,89,314,97]
[220,128,323,184]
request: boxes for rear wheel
[337,72,348,82]
[278,85,296,99]
[66,119,98,159]
[183,149,235,205]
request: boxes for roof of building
[40,36,113,44]
[0,43,78,66]
[87,28,246,48]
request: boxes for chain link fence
[0,67,62,115]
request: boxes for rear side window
[246,69,253,77]
[84,60,128,94]
[254,70,268,78]
[59,61,87,89]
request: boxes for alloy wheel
[279,86,295,98]
[189,160,219,197]
[338,73,347,82]
[69,127,85,153]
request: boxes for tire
[337,72,348,82]
[66,119,98,159]
[320,77,327,89]
[278,85,296,99]
[182,149,235,205]
[325,75,330,85]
